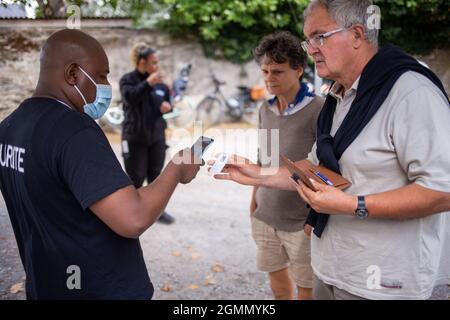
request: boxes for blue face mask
[74,67,112,120]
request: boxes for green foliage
[155,0,450,63]
[373,0,450,55]
[156,0,310,63]
[8,0,450,62]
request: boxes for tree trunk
[36,0,67,18]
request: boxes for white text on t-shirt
[0,144,25,173]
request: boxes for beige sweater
[253,96,324,232]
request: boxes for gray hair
[303,0,379,47]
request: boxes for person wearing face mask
[0,29,202,299]
[73,66,113,119]
[119,43,175,225]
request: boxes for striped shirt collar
[267,82,315,116]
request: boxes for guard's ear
[64,63,79,86]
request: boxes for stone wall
[0,25,449,120]
[416,49,450,96]
[0,26,264,120]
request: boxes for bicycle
[195,73,265,128]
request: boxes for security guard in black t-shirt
[119,44,175,224]
[0,29,201,299]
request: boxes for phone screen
[192,136,214,159]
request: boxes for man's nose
[307,44,319,56]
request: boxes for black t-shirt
[0,98,154,299]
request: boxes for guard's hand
[172,148,204,184]
[147,72,162,86]
[291,178,357,215]
[160,101,172,114]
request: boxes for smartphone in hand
[191,136,214,159]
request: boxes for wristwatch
[354,196,369,219]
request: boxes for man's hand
[160,101,172,114]
[208,154,262,186]
[292,178,357,215]
[146,72,162,86]
[172,148,203,184]
[303,224,312,237]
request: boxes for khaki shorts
[251,216,313,288]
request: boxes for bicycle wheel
[196,97,222,128]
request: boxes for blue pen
[315,171,334,186]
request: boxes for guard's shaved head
[34,29,110,112]
[40,29,107,72]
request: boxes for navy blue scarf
[306,44,449,238]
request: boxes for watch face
[356,209,368,219]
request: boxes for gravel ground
[0,202,26,300]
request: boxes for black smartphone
[191,136,214,159]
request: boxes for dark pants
[123,138,167,188]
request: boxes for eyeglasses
[301,27,349,52]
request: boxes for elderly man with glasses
[213,0,450,300]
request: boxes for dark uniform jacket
[119,69,170,144]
